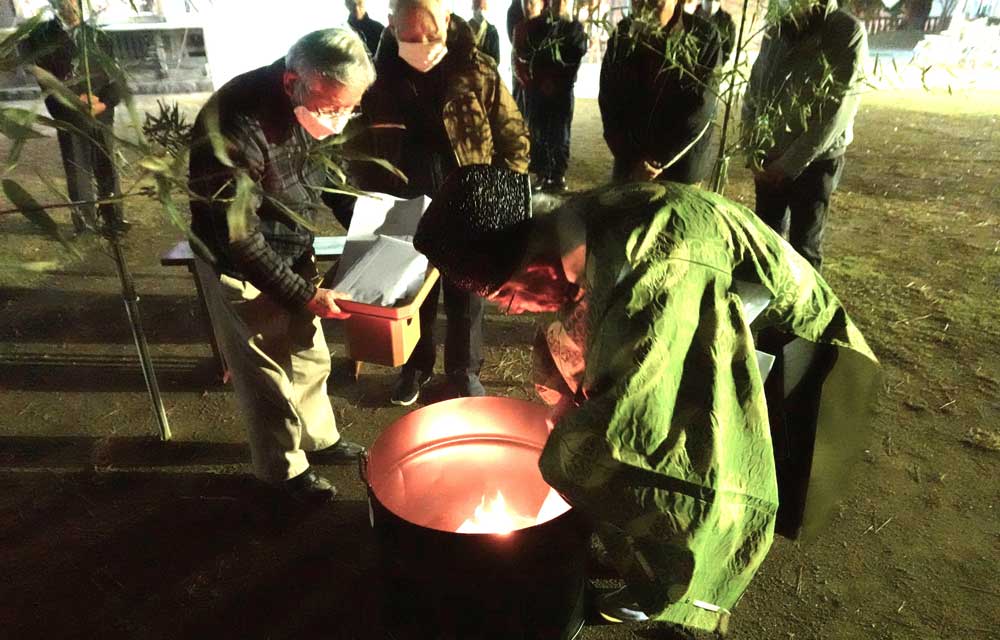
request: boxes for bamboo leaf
[335,148,409,183]
[201,98,234,168]
[0,107,45,142]
[225,172,256,242]
[27,65,91,118]
[1,179,82,258]
[264,195,320,234]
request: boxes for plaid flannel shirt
[189,60,329,310]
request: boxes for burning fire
[456,490,535,535]
[455,488,570,535]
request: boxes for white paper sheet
[333,236,428,306]
[329,194,432,307]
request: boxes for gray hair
[285,28,376,90]
[389,0,454,17]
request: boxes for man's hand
[78,93,107,116]
[630,159,663,182]
[305,288,352,319]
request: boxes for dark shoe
[449,372,486,398]
[532,176,549,193]
[311,438,366,465]
[283,468,338,504]
[543,176,568,193]
[391,369,433,406]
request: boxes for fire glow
[456,488,571,535]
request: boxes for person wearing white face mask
[349,0,529,406]
[187,29,375,503]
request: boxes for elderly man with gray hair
[188,28,373,503]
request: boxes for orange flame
[456,490,535,535]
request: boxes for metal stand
[103,216,172,441]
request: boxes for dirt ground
[0,89,998,640]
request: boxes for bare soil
[0,90,998,639]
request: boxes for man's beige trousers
[195,258,340,483]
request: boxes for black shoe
[391,369,433,406]
[532,176,549,193]
[449,372,486,398]
[544,176,568,193]
[283,468,338,504]
[311,438,366,465]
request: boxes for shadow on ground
[0,465,386,640]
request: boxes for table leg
[188,264,228,383]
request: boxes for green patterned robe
[536,182,879,632]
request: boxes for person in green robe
[413,165,880,634]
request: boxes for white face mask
[293,106,351,140]
[398,40,448,73]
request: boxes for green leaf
[335,148,409,183]
[27,65,91,119]
[225,172,256,242]
[1,179,81,258]
[0,108,45,142]
[201,98,234,168]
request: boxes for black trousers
[753,155,845,271]
[525,88,574,180]
[404,277,484,377]
[45,97,120,230]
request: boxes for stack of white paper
[333,236,428,306]
[329,194,432,307]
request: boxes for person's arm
[188,106,317,310]
[767,19,868,179]
[485,67,531,173]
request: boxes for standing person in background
[505,0,526,113]
[742,0,867,271]
[599,0,722,185]
[20,0,122,234]
[351,0,529,405]
[514,0,587,192]
[469,0,501,64]
[346,0,385,56]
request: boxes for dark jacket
[189,60,334,309]
[742,0,867,178]
[351,16,530,197]
[599,12,722,181]
[469,15,501,65]
[348,12,385,57]
[513,14,588,95]
[20,19,122,108]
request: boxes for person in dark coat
[599,0,722,185]
[505,0,527,112]
[469,0,501,64]
[346,0,385,56]
[514,0,587,192]
[20,0,122,233]
[351,0,529,406]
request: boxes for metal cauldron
[362,397,589,640]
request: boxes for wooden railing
[864,15,949,34]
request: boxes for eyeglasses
[310,106,362,120]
